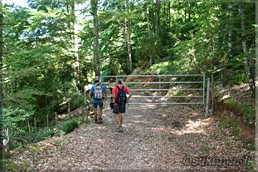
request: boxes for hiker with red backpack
[112,80,132,132]
[89,79,106,124]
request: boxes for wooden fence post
[68,101,71,118]
[55,112,58,128]
[34,118,37,131]
[211,73,215,115]
[46,114,49,129]
[27,119,31,133]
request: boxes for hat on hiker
[117,80,122,84]
[94,76,100,83]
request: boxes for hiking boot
[116,126,123,133]
[98,117,103,124]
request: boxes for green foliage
[34,129,55,142]
[61,118,79,134]
[149,60,190,74]
[224,99,255,127]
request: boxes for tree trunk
[167,0,170,28]
[227,3,233,59]
[91,0,100,77]
[238,0,252,89]
[184,1,187,22]
[125,0,132,73]
[155,0,160,34]
[71,0,79,74]
[146,3,151,33]
[0,0,3,159]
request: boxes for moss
[219,117,239,136]
[3,161,21,170]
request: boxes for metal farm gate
[100,74,210,116]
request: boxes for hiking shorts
[93,102,103,108]
[113,104,126,114]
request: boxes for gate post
[205,78,210,116]
[203,74,206,113]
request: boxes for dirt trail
[36,97,253,171]
[7,96,254,171]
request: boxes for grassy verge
[223,98,255,127]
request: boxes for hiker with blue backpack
[111,80,132,132]
[89,79,106,124]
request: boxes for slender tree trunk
[91,0,100,77]
[71,0,79,74]
[146,3,151,33]
[167,0,170,28]
[0,0,3,159]
[155,0,160,34]
[188,2,191,20]
[227,3,233,59]
[238,0,251,85]
[184,1,187,22]
[125,0,132,73]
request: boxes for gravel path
[30,95,252,171]
[7,95,254,171]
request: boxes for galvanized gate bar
[100,74,210,116]
[101,74,203,78]
[102,81,203,84]
[106,95,202,98]
[128,102,204,105]
[130,88,203,91]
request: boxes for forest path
[28,98,252,171]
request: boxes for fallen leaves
[6,95,254,171]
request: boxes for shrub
[61,118,79,134]
[35,129,55,142]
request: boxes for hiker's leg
[119,104,125,126]
[99,103,103,118]
[94,108,97,118]
[116,113,120,125]
[117,113,122,126]
[93,103,98,122]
